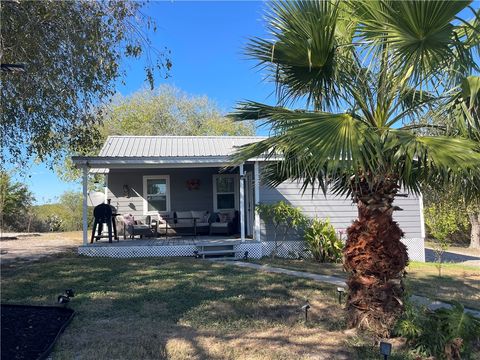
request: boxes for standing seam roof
[98,136,266,158]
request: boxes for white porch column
[104,174,109,204]
[82,166,88,245]
[239,163,245,243]
[254,161,261,241]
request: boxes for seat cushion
[211,222,228,229]
[176,211,193,225]
[218,211,235,223]
[196,222,210,227]
[191,210,208,222]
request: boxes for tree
[423,184,479,249]
[443,75,480,249]
[0,172,35,232]
[231,1,480,336]
[1,1,171,166]
[57,86,254,181]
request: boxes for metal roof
[98,136,266,158]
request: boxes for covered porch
[72,136,269,257]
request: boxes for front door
[245,171,254,237]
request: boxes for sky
[15,1,275,204]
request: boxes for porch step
[196,243,237,259]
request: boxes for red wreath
[186,179,200,190]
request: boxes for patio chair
[122,214,155,239]
[210,210,239,235]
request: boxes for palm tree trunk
[343,177,409,337]
[469,213,480,249]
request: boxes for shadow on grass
[404,272,480,310]
[1,254,356,359]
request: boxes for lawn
[252,258,480,311]
[0,253,413,360]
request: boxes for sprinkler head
[57,295,70,304]
[65,289,75,297]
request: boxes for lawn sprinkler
[336,287,345,304]
[57,289,75,305]
[379,341,392,360]
[243,251,249,260]
[57,295,70,305]
[301,301,311,323]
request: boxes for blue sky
[16,1,275,204]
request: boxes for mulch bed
[1,304,75,360]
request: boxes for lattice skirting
[401,238,425,262]
[78,245,197,258]
[78,238,424,261]
[260,238,424,261]
[78,243,264,259]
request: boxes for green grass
[252,258,480,311]
[0,253,414,360]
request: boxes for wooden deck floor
[87,235,257,247]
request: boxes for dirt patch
[0,231,82,263]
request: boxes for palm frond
[354,1,474,83]
[385,130,480,196]
[245,0,355,110]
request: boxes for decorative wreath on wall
[186,179,200,191]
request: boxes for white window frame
[143,175,171,215]
[213,174,239,212]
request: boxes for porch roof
[72,136,274,170]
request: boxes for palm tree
[231,1,480,336]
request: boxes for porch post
[104,174,109,203]
[254,161,261,241]
[82,166,88,245]
[239,163,245,243]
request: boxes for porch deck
[78,235,263,259]
[86,235,255,247]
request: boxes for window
[213,174,238,211]
[143,175,170,214]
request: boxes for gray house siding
[259,179,424,261]
[260,181,422,238]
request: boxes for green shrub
[304,218,343,263]
[257,201,308,258]
[396,301,480,359]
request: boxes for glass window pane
[146,178,167,212]
[216,177,234,193]
[147,195,166,212]
[147,179,166,195]
[217,194,235,209]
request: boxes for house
[72,135,425,261]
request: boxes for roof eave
[71,155,277,169]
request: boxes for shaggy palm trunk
[343,176,408,337]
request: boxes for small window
[213,174,238,211]
[143,176,170,214]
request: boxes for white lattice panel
[261,241,309,259]
[234,242,263,259]
[401,238,425,262]
[78,245,196,258]
[78,238,425,261]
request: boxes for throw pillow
[123,214,135,226]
